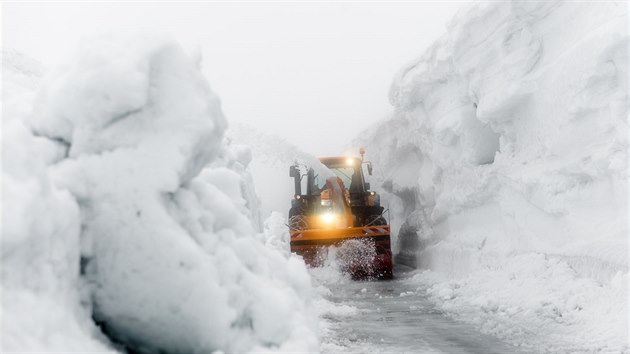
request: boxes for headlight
[321,212,335,224]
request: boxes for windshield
[312,167,355,193]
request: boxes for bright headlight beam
[321,212,335,223]
[346,158,354,166]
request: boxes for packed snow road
[319,265,524,353]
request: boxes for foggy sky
[3,1,464,155]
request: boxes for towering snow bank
[356,1,628,352]
[205,140,265,232]
[7,36,317,353]
[2,50,113,351]
[228,124,320,219]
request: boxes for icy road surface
[320,265,524,353]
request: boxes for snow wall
[2,49,113,352]
[2,36,317,353]
[227,124,303,219]
[228,123,342,221]
[354,1,628,352]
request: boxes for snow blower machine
[288,149,393,279]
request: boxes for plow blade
[290,225,393,279]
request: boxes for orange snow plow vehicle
[288,149,393,279]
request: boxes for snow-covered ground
[354,1,628,352]
[2,37,318,353]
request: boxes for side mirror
[306,168,314,195]
[367,163,373,176]
[291,165,302,195]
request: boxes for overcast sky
[3,2,464,155]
